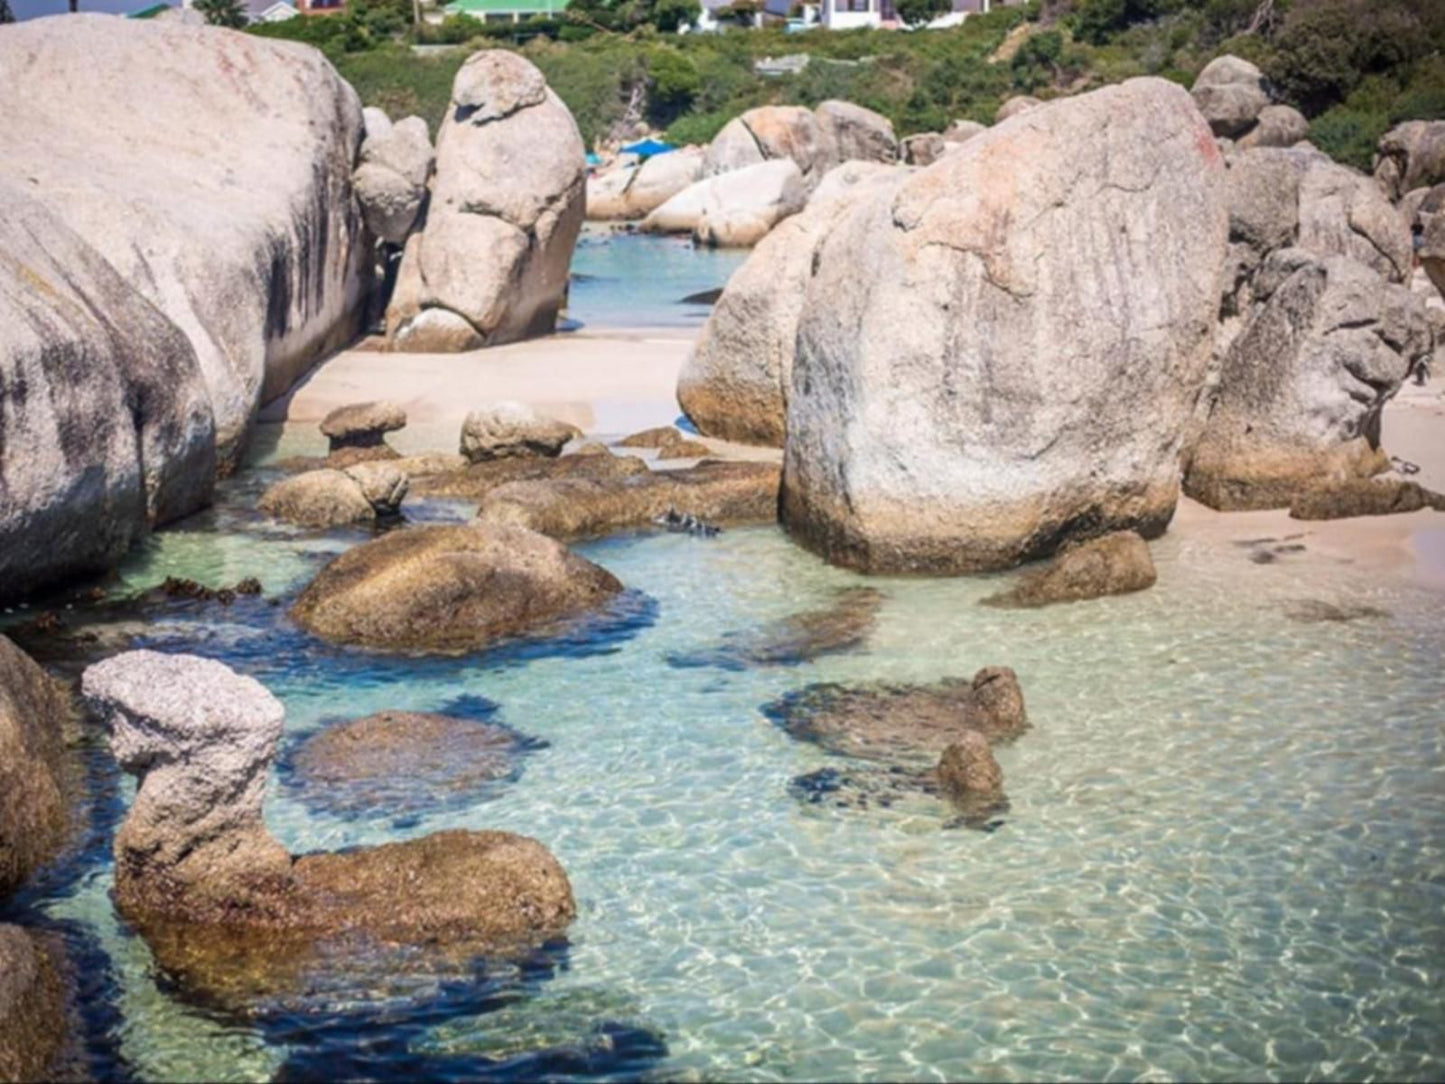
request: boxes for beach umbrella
[619,138,675,160]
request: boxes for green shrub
[665,110,734,146]
[1308,107,1390,171]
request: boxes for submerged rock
[460,402,581,462]
[0,925,67,1082]
[1285,600,1390,623]
[289,709,543,819]
[477,461,780,540]
[936,731,1009,824]
[387,51,585,350]
[782,78,1227,573]
[1288,478,1445,520]
[319,401,407,453]
[981,531,1157,608]
[82,651,576,1005]
[668,586,883,670]
[763,667,1027,761]
[290,523,624,652]
[258,469,378,529]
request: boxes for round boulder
[290,523,624,652]
[343,460,409,516]
[1191,55,1270,139]
[258,469,375,528]
[460,402,581,462]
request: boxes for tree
[894,0,950,28]
[0,0,14,24]
[195,0,247,28]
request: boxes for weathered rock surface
[1418,185,1445,301]
[320,400,407,451]
[936,731,1006,819]
[460,402,581,462]
[258,469,377,528]
[981,531,1157,608]
[943,119,987,144]
[615,426,684,448]
[586,146,705,221]
[783,78,1228,573]
[291,523,623,651]
[901,133,947,166]
[0,636,69,897]
[478,461,781,539]
[289,708,541,818]
[0,925,67,1083]
[679,162,908,446]
[0,15,369,434]
[1191,55,1270,139]
[344,461,410,516]
[387,51,585,351]
[1375,120,1445,201]
[668,586,882,670]
[704,105,829,184]
[413,446,649,501]
[354,113,434,245]
[815,100,898,166]
[1288,478,1445,520]
[0,16,370,600]
[995,95,1041,122]
[82,651,575,1004]
[1235,104,1309,150]
[692,160,810,247]
[1187,252,1430,510]
[764,667,1028,761]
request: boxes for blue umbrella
[619,138,676,160]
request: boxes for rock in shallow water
[290,523,624,652]
[0,924,68,1082]
[1288,478,1445,520]
[81,651,576,1006]
[413,447,649,501]
[460,402,581,462]
[763,667,1027,762]
[288,708,545,819]
[0,635,70,897]
[667,586,883,670]
[258,469,378,529]
[981,531,1157,609]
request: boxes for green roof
[128,2,172,17]
[445,0,570,13]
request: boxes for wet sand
[266,331,1445,586]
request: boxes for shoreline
[264,326,1445,589]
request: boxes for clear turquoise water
[4,238,1445,1082]
[565,231,748,330]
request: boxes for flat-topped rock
[477,460,781,539]
[319,401,407,450]
[1289,478,1445,520]
[982,531,1157,608]
[291,523,624,652]
[763,667,1027,762]
[413,447,649,501]
[461,402,581,462]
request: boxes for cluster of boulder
[587,100,901,246]
[678,66,1443,581]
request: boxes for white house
[819,0,1005,31]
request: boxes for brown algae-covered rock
[0,924,68,1082]
[670,586,884,670]
[0,635,70,897]
[1288,478,1445,520]
[981,531,1157,608]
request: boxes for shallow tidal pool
[7,471,1445,1083]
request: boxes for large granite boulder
[981,531,1157,608]
[1374,120,1445,202]
[815,100,899,166]
[0,636,69,897]
[0,925,66,1082]
[783,78,1228,574]
[1417,185,1445,301]
[1235,104,1309,150]
[386,51,585,351]
[678,162,908,446]
[290,523,623,651]
[0,15,369,435]
[643,160,808,247]
[460,402,581,462]
[586,146,705,221]
[0,16,369,600]
[1190,55,1270,139]
[704,105,829,185]
[944,119,988,145]
[82,651,575,1005]
[901,133,947,166]
[353,112,434,245]
[1187,251,1431,509]
[995,95,1041,123]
